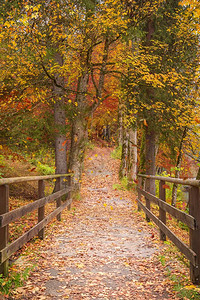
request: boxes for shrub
[111,145,122,160]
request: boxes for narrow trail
[13,147,176,300]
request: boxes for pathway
[13,147,176,299]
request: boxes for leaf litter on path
[10,147,179,299]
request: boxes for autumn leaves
[0,0,199,190]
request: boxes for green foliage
[71,191,81,201]
[177,288,200,300]
[164,240,171,245]
[112,183,123,190]
[178,220,189,232]
[168,273,200,300]
[35,162,54,175]
[0,154,5,178]
[111,145,122,160]
[28,148,55,175]
[113,176,135,191]
[159,255,166,266]
[72,207,76,216]
[161,239,200,299]
[0,109,55,154]
[85,141,95,150]
[0,267,32,296]
[155,171,183,202]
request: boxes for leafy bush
[36,162,55,175]
[111,145,122,160]
[155,171,183,203]
[0,154,6,178]
[28,148,55,175]
[113,176,135,191]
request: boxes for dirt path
[13,147,176,299]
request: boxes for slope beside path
[12,147,177,299]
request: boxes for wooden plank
[0,198,72,263]
[137,199,197,266]
[159,180,166,241]
[0,185,9,276]
[38,180,45,239]
[137,187,195,230]
[189,187,200,284]
[0,188,71,227]
[138,174,200,187]
[0,174,71,186]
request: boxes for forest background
[0,0,200,206]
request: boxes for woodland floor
[8,146,183,299]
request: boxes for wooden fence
[137,174,200,284]
[0,174,72,276]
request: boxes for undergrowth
[0,266,33,296]
[28,148,55,175]
[155,171,183,203]
[110,145,122,160]
[113,176,135,191]
[158,241,200,299]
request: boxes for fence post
[38,180,45,239]
[159,180,166,241]
[189,186,200,284]
[137,177,142,211]
[0,185,9,276]
[55,177,61,221]
[145,178,150,222]
[67,175,71,211]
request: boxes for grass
[137,183,200,299]
[0,266,34,296]
[113,176,136,191]
[110,145,122,160]
[169,272,200,299]
[157,241,200,299]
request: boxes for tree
[119,0,199,194]
[0,0,129,192]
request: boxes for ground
[7,147,181,299]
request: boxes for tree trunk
[53,52,67,189]
[118,110,123,145]
[68,73,89,193]
[145,125,156,195]
[119,127,129,179]
[128,127,137,183]
[54,99,67,175]
[118,97,124,145]
[143,16,156,195]
[67,36,109,193]
[139,128,145,171]
[68,115,88,193]
[171,127,187,206]
[120,125,137,185]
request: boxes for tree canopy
[0,0,199,188]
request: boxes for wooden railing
[137,174,200,284]
[0,174,72,276]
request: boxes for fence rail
[137,174,200,284]
[0,174,72,276]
